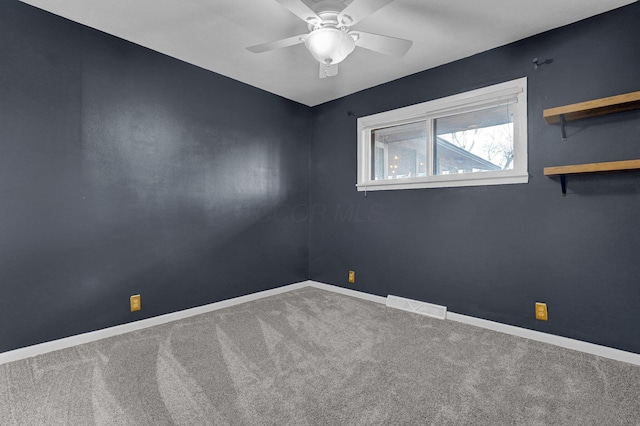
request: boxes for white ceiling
[20,0,635,106]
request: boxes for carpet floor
[0,287,638,425]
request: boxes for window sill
[356,173,529,191]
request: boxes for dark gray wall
[309,3,640,354]
[2,0,639,357]
[0,1,311,352]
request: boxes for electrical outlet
[130,294,141,312]
[535,302,547,321]
[348,270,355,284]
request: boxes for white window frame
[357,77,528,191]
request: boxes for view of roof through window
[371,103,514,181]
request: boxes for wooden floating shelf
[544,159,640,195]
[543,159,640,176]
[543,91,640,193]
[543,91,640,125]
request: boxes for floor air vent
[386,295,447,320]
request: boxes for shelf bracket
[559,114,567,140]
[560,175,567,196]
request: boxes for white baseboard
[2,280,639,367]
[306,281,640,366]
[445,312,640,366]
[318,281,640,365]
[306,281,388,304]
[0,281,310,366]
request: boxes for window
[357,78,528,191]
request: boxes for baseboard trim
[0,281,310,366]
[305,281,388,304]
[2,280,639,367]
[307,281,640,366]
[446,312,640,366]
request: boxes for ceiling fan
[246,0,413,78]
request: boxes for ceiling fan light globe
[305,27,356,65]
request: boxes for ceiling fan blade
[319,63,338,79]
[246,34,307,53]
[337,0,395,27]
[275,0,322,25]
[353,31,412,57]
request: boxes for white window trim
[357,77,528,192]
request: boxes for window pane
[371,121,426,181]
[434,104,514,175]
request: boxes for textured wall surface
[0,1,311,352]
[309,3,640,354]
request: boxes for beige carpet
[0,287,638,425]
